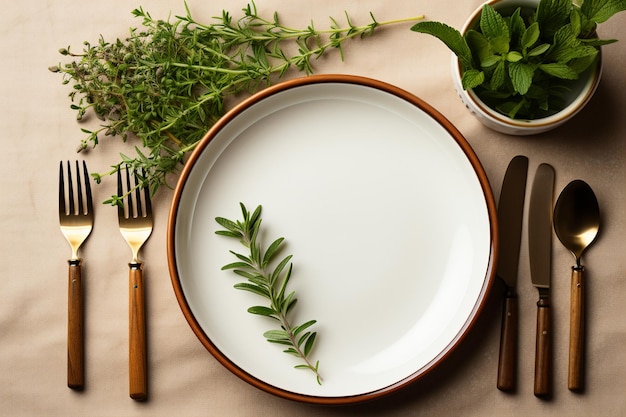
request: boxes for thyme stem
[50,2,423,204]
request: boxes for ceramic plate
[167,75,497,404]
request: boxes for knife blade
[495,155,528,392]
[528,163,555,398]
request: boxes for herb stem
[52,3,423,204]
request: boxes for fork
[59,160,94,390]
[117,165,153,401]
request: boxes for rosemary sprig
[50,2,423,204]
[215,203,321,384]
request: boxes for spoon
[553,180,600,392]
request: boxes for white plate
[167,75,496,404]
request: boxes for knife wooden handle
[129,263,147,401]
[497,290,518,391]
[534,297,552,398]
[67,259,84,390]
[569,266,585,392]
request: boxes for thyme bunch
[50,3,423,203]
[216,204,321,384]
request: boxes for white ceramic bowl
[452,0,603,135]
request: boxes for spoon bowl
[554,180,600,264]
[553,179,600,393]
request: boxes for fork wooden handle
[569,266,585,392]
[68,259,84,390]
[129,262,147,400]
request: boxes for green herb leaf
[581,0,626,24]
[539,62,579,79]
[537,0,572,38]
[490,61,507,91]
[480,5,510,53]
[521,22,540,49]
[461,69,485,89]
[217,204,322,384]
[248,306,277,317]
[411,21,474,69]
[509,62,535,94]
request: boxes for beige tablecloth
[2,0,625,415]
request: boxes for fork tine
[133,168,143,218]
[75,161,84,215]
[142,170,152,217]
[59,161,66,216]
[117,167,124,218]
[82,161,93,215]
[125,165,134,218]
[67,161,75,215]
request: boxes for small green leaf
[215,230,242,238]
[480,4,510,41]
[304,332,317,356]
[490,61,507,91]
[465,30,492,63]
[506,51,523,62]
[411,21,474,69]
[263,329,290,341]
[581,0,626,24]
[220,262,251,270]
[215,217,240,233]
[262,237,284,268]
[481,55,500,68]
[528,43,551,56]
[293,320,317,337]
[247,306,277,317]
[521,22,540,48]
[537,0,572,37]
[539,63,579,79]
[509,62,535,94]
[233,282,270,298]
[461,69,485,90]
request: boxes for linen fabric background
[1,0,625,415]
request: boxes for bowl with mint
[412,0,625,135]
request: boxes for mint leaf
[411,21,474,69]
[537,0,572,37]
[540,62,579,79]
[521,22,540,48]
[581,0,626,23]
[461,69,485,89]
[509,62,535,94]
[466,30,492,64]
[508,7,527,46]
[528,43,551,56]
[490,61,507,90]
[480,5,510,53]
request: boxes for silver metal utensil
[495,155,528,392]
[59,160,94,390]
[554,180,600,392]
[528,163,555,398]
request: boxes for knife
[528,163,555,398]
[495,155,528,392]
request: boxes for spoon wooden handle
[67,259,84,390]
[129,263,147,401]
[534,297,552,398]
[497,290,518,391]
[569,266,585,392]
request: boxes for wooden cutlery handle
[67,259,84,390]
[497,291,518,391]
[129,263,147,400]
[534,297,552,398]
[569,266,585,392]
